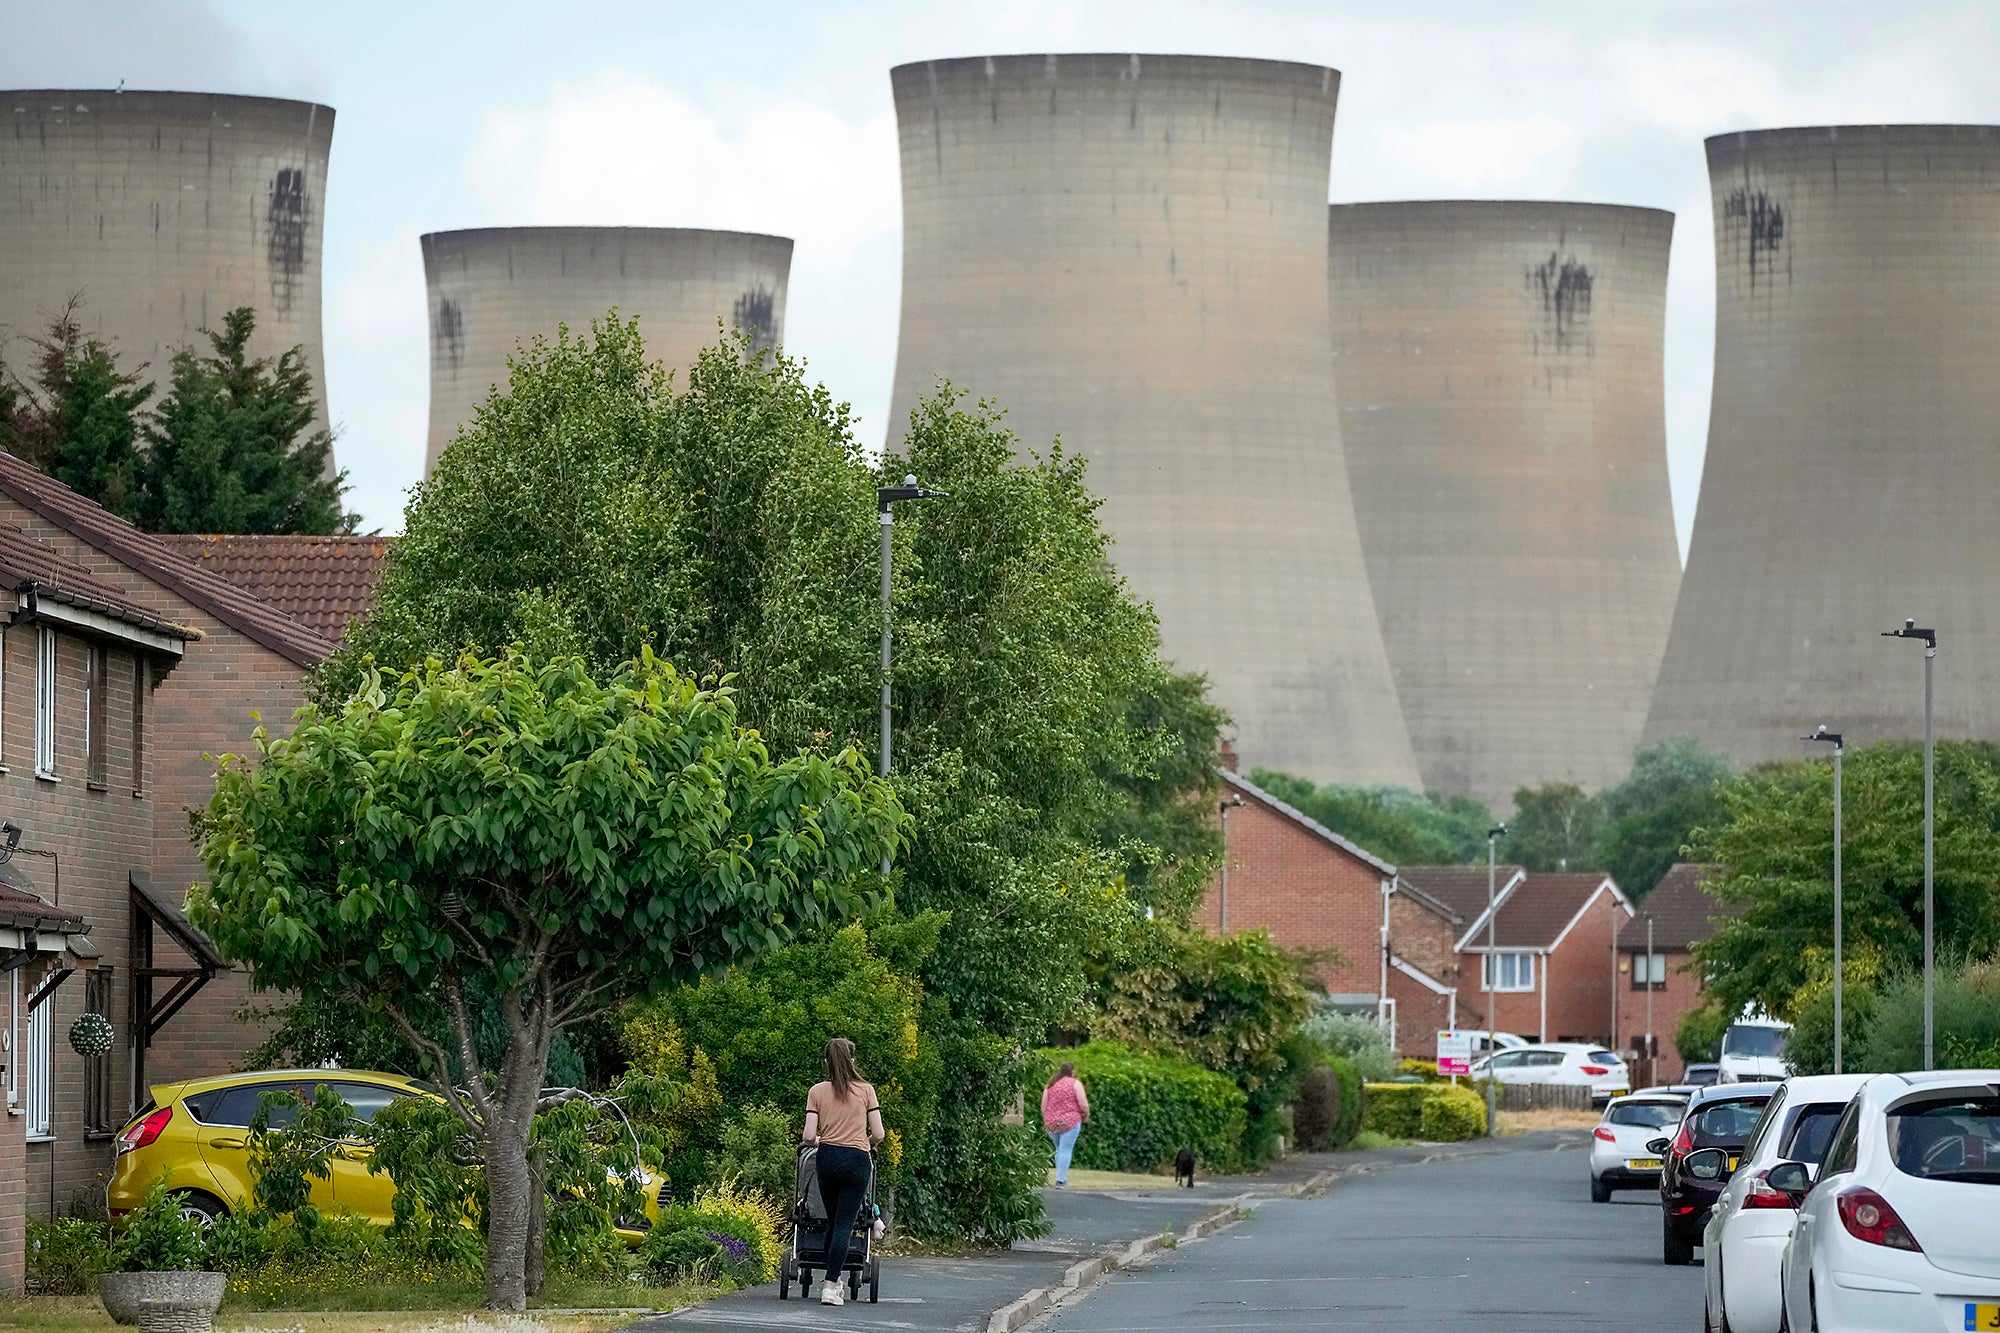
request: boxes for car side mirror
[1646,1137,1672,1156]
[1684,1147,1732,1182]
[1765,1160,1811,1197]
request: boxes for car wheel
[1590,1176,1611,1203]
[171,1191,228,1229]
[1663,1215,1695,1266]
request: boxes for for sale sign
[1436,1029,1473,1077]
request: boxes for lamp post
[1643,914,1656,1081]
[1218,794,1244,930]
[877,475,947,872]
[1805,725,1844,1073]
[1882,619,1936,1069]
[1484,822,1506,1136]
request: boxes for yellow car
[107,1069,662,1240]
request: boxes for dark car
[1682,1063,1722,1088]
[1650,1082,1778,1265]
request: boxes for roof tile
[156,534,391,643]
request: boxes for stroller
[778,1142,881,1302]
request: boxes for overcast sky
[7,0,1998,545]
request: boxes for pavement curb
[984,1197,1249,1333]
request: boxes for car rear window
[1608,1101,1682,1129]
[1782,1105,1847,1165]
[1691,1097,1770,1144]
[1587,1051,1621,1065]
[1886,1094,2000,1184]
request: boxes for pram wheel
[779,1267,790,1300]
[848,1267,861,1300]
[868,1256,880,1303]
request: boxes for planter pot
[98,1271,226,1326]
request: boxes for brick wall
[1,977,25,1294]
[1618,948,1703,1081]
[1543,890,1625,1044]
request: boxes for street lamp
[1881,618,1936,1069]
[1484,822,1506,1136]
[1804,725,1844,1073]
[1217,794,1245,929]
[877,475,947,871]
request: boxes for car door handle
[210,1136,246,1149]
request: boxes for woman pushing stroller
[802,1037,883,1307]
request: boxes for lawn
[1048,1168,1180,1191]
[0,1291,706,1333]
[1495,1108,1600,1137]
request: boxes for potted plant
[97,1177,224,1326]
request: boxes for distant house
[1617,863,1744,1081]
[158,534,392,643]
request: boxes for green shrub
[26,1217,110,1293]
[109,1178,208,1273]
[641,1228,724,1285]
[1327,1057,1364,1149]
[1291,1065,1336,1151]
[689,1179,784,1283]
[714,1104,798,1208]
[1399,1058,1441,1082]
[1417,1083,1487,1142]
[1029,1041,1247,1173]
[1676,1003,1730,1065]
[1362,1084,1430,1140]
[201,1210,275,1274]
[1300,1008,1400,1084]
[894,1038,1051,1247]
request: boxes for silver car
[1590,1093,1689,1201]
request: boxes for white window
[1633,952,1668,989]
[1482,951,1535,992]
[25,985,52,1138]
[35,627,57,779]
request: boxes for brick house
[0,456,391,1294]
[1402,865,1634,1044]
[1195,769,1464,1054]
[1616,863,1743,1082]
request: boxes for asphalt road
[1037,1133,1703,1332]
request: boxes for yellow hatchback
[107,1069,661,1240]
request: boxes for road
[1038,1133,1703,1332]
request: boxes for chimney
[1219,737,1239,773]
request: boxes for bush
[1676,1004,1730,1065]
[26,1217,110,1293]
[1399,1058,1441,1082]
[1029,1041,1247,1173]
[109,1177,209,1273]
[1327,1057,1364,1149]
[1854,958,2000,1073]
[713,1104,798,1208]
[641,1228,724,1285]
[895,1035,1051,1247]
[1291,1065,1336,1151]
[688,1179,785,1283]
[1300,1007,1399,1083]
[1417,1083,1487,1142]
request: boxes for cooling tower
[887,54,1419,787]
[1644,126,2000,765]
[1328,202,1683,805]
[0,90,335,459]
[421,227,791,472]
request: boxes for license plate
[1626,1158,1661,1170]
[1729,1157,1740,1171]
[1967,1303,2000,1331]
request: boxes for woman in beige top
[802,1037,883,1306]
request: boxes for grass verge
[1495,1109,1600,1137]
[1341,1131,1412,1151]
[1,1288,710,1333]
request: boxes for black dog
[1174,1148,1196,1188]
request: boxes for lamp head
[2,822,18,851]
[1488,823,1506,840]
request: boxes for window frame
[24,979,53,1140]
[1481,951,1535,993]
[85,642,108,789]
[1630,951,1668,990]
[131,655,147,797]
[34,626,57,780]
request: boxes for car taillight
[118,1106,172,1154]
[1580,1066,1610,1076]
[1743,1170,1800,1210]
[1835,1187,1921,1251]
[1593,1126,1617,1142]
[1670,1123,1694,1160]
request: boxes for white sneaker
[820,1281,845,1306]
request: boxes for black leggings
[816,1143,871,1281]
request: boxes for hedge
[1328,1056,1365,1149]
[1363,1081,1486,1142]
[1030,1042,1247,1173]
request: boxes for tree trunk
[482,1113,535,1311]
[525,1148,548,1298]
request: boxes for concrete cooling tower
[421,227,792,472]
[1645,126,2000,766]
[1328,202,1683,805]
[887,54,1419,787]
[0,90,336,457]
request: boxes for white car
[1775,1070,2000,1333]
[1589,1093,1687,1201]
[1459,1030,1531,1057]
[1471,1043,1631,1103]
[1698,1072,1869,1333]
[1718,1016,1792,1084]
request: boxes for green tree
[1593,737,1734,897]
[1507,782,1604,872]
[141,306,352,534]
[1691,741,2000,1019]
[6,304,153,519]
[189,649,904,1309]
[1246,771,1496,866]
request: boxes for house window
[86,644,108,788]
[1482,951,1535,992]
[131,657,147,796]
[25,979,53,1138]
[35,627,57,779]
[1632,953,1668,990]
[84,969,115,1136]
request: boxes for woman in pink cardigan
[1040,1061,1091,1186]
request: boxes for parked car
[1717,1016,1791,1084]
[1652,1081,1779,1265]
[1777,1070,2000,1333]
[1589,1092,1688,1201]
[1684,1063,1722,1088]
[1470,1043,1630,1103]
[1698,1072,1869,1333]
[1460,1030,1531,1057]
[107,1069,663,1240]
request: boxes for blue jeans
[1049,1123,1081,1182]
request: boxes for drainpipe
[1379,877,1392,1031]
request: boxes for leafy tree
[5,303,153,519]
[1593,737,1733,897]
[1247,770,1496,866]
[1674,1003,1729,1066]
[190,649,904,1309]
[141,306,352,533]
[1691,741,2000,1020]
[1506,782,1604,872]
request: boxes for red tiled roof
[156,535,391,643]
[1485,872,1626,949]
[0,880,86,933]
[0,522,200,641]
[1401,865,1526,925]
[0,454,338,667]
[1621,863,1742,953]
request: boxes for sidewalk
[633,1138,1546,1333]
